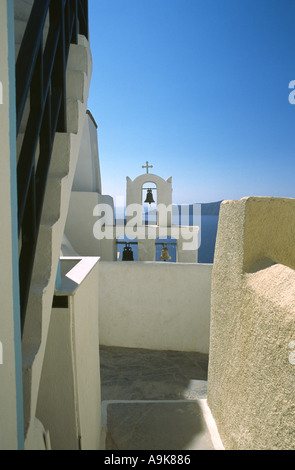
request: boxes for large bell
[160,245,171,262]
[144,188,155,205]
[122,244,134,261]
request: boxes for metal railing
[15,0,89,334]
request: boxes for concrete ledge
[56,256,100,295]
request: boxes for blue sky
[88,0,295,204]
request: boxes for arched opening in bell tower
[142,182,157,225]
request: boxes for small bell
[144,188,155,205]
[122,244,134,261]
[160,245,171,262]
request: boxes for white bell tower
[126,161,173,227]
[122,163,199,263]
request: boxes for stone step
[17,49,88,136]
[99,347,224,451]
[48,132,72,178]
[18,79,86,136]
[18,23,92,443]
[27,115,88,290]
[66,69,87,103]
[66,99,85,134]
[16,132,71,176]
[104,400,221,451]
[67,38,92,74]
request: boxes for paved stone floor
[99,346,224,451]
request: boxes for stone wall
[207,197,295,450]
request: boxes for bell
[122,244,134,261]
[160,245,171,262]
[144,189,155,205]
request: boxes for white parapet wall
[98,261,212,354]
[207,197,295,450]
[36,257,102,450]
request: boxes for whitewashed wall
[65,110,116,261]
[72,111,102,193]
[37,257,102,450]
[0,0,24,450]
[98,261,212,354]
[208,197,295,450]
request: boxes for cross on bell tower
[142,161,153,174]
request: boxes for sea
[116,202,221,264]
